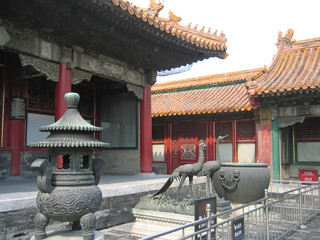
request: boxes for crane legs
[176,176,196,202]
[177,177,185,201]
[188,176,195,201]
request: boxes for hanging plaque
[10,97,26,120]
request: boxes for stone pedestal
[132,208,194,239]
[217,197,232,212]
[31,230,104,240]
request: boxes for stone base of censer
[31,230,104,240]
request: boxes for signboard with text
[299,169,318,182]
[10,97,26,120]
[231,216,245,240]
[194,196,217,240]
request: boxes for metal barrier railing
[139,181,320,240]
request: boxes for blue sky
[129,0,320,82]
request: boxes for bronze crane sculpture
[197,135,228,197]
[152,140,207,201]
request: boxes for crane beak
[221,135,229,140]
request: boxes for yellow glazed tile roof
[151,68,263,117]
[111,0,228,58]
[152,30,320,118]
[248,29,320,96]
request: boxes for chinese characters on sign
[299,169,318,182]
[10,97,26,120]
[194,196,217,240]
[231,216,245,240]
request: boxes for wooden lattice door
[170,122,207,173]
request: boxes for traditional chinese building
[0,0,228,178]
[152,30,320,180]
[249,30,320,180]
[151,68,264,174]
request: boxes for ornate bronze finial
[64,92,80,108]
[277,29,296,48]
[193,24,198,30]
[200,26,205,32]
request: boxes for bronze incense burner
[30,92,109,240]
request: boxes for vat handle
[219,169,240,191]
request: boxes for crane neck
[196,145,205,167]
[216,139,222,164]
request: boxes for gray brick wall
[0,182,206,239]
[0,151,11,180]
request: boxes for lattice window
[180,136,196,142]
[172,125,179,158]
[198,123,207,141]
[180,124,196,136]
[180,123,196,143]
[152,125,165,142]
[28,78,55,111]
[198,123,208,160]
[237,121,255,141]
[181,143,196,160]
[295,117,320,140]
[215,122,232,141]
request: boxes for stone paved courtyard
[101,214,320,239]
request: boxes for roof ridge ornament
[168,10,182,25]
[143,0,164,18]
[277,29,296,48]
[116,0,228,56]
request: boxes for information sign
[194,196,216,240]
[10,97,26,120]
[231,216,245,240]
[299,169,318,182]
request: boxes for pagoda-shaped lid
[40,92,102,132]
[29,92,109,148]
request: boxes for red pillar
[55,63,71,168]
[9,117,24,176]
[256,121,273,165]
[140,87,153,173]
[207,121,214,161]
[55,63,71,121]
[8,77,27,176]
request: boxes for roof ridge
[111,0,228,54]
[152,68,265,92]
[249,30,320,96]
[288,37,320,49]
[151,83,255,117]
